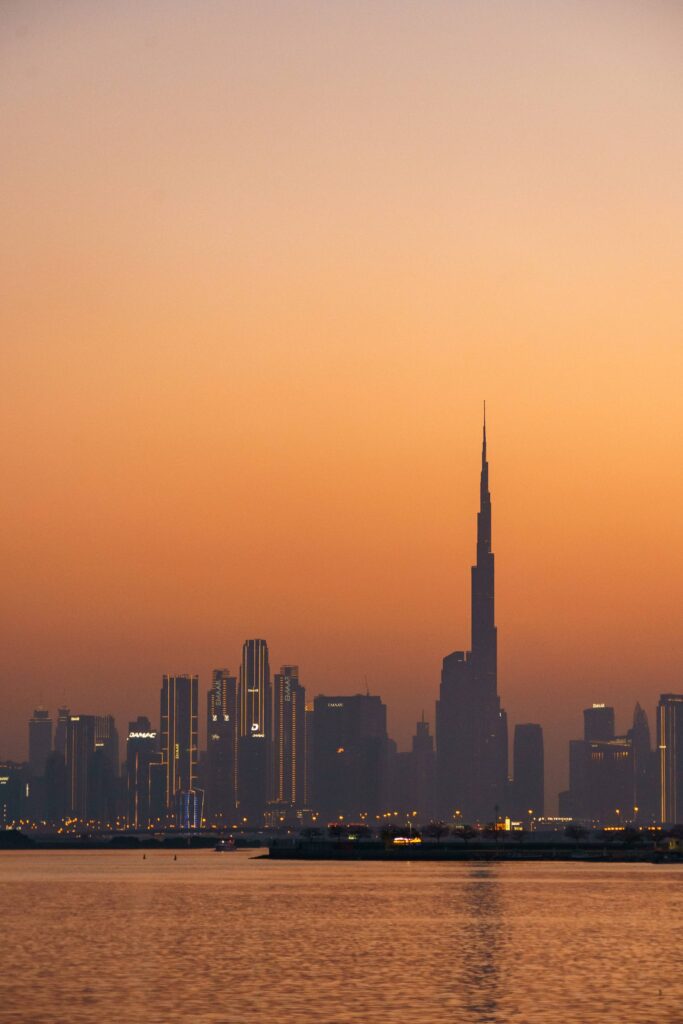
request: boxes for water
[0,851,680,1024]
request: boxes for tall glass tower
[28,707,52,777]
[272,665,306,809]
[237,640,271,823]
[206,669,238,824]
[159,674,199,815]
[436,411,508,823]
[658,693,683,824]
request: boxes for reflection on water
[459,868,503,1022]
[0,851,680,1024]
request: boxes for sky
[1,1,682,809]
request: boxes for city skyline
[1,2,682,812]
[3,418,679,826]
[0,412,679,811]
[1,7,680,1024]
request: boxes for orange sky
[1,1,682,807]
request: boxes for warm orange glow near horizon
[1,2,682,806]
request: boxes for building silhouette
[28,707,52,777]
[511,724,544,819]
[94,714,120,777]
[65,714,96,819]
[272,665,306,814]
[392,714,437,822]
[304,700,314,810]
[583,704,615,741]
[560,704,633,824]
[0,762,30,826]
[126,716,159,829]
[205,669,238,825]
[436,413,508,823]
[628,702,658,822]
[237,640,271,824]
[88,745,117,824]
[658,693,683,825]
[148,762,167,825]
[159,674,199,820]
[43,750,67,824]
[411,714,436,822]
[311,693,389,823]
[54,706,70,759]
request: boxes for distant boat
[214,838,236,852]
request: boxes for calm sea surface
[0,851,680,1024]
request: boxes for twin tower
[436,414,508,820]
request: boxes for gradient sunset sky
[1,1,682,806]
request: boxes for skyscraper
[436,413,508,823]
[206,669,238,824]
[126,716,159,829]
[95,714,120,776]
[65,715,96,819]
[511,723,544,819]
[628,703,658,822]
[410,714,436,822]
[28,707,52,777]
[304,700,314,810]
[54,706,70,759]
[583,704,615,742]
[88,745,117,824]
[159,674,199,816]
[237,640,271,823]
[562,707,633,824]
[239,639,270,740]
[657,693,683,825]
[311,693,389,822]
[272,665,305,811]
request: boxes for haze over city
[2,1,682,810]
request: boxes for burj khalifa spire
[436,407,507,821]
[471,404,497,694]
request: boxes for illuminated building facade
[239,639,270,739]
[176,788,204,830]
[126,716,159,829]
[206,669,238,824]
[436,415,508,822]
[237,640,271,823]
[272,665,305,809]
[658,693,683,825]
[160,674,199,813]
